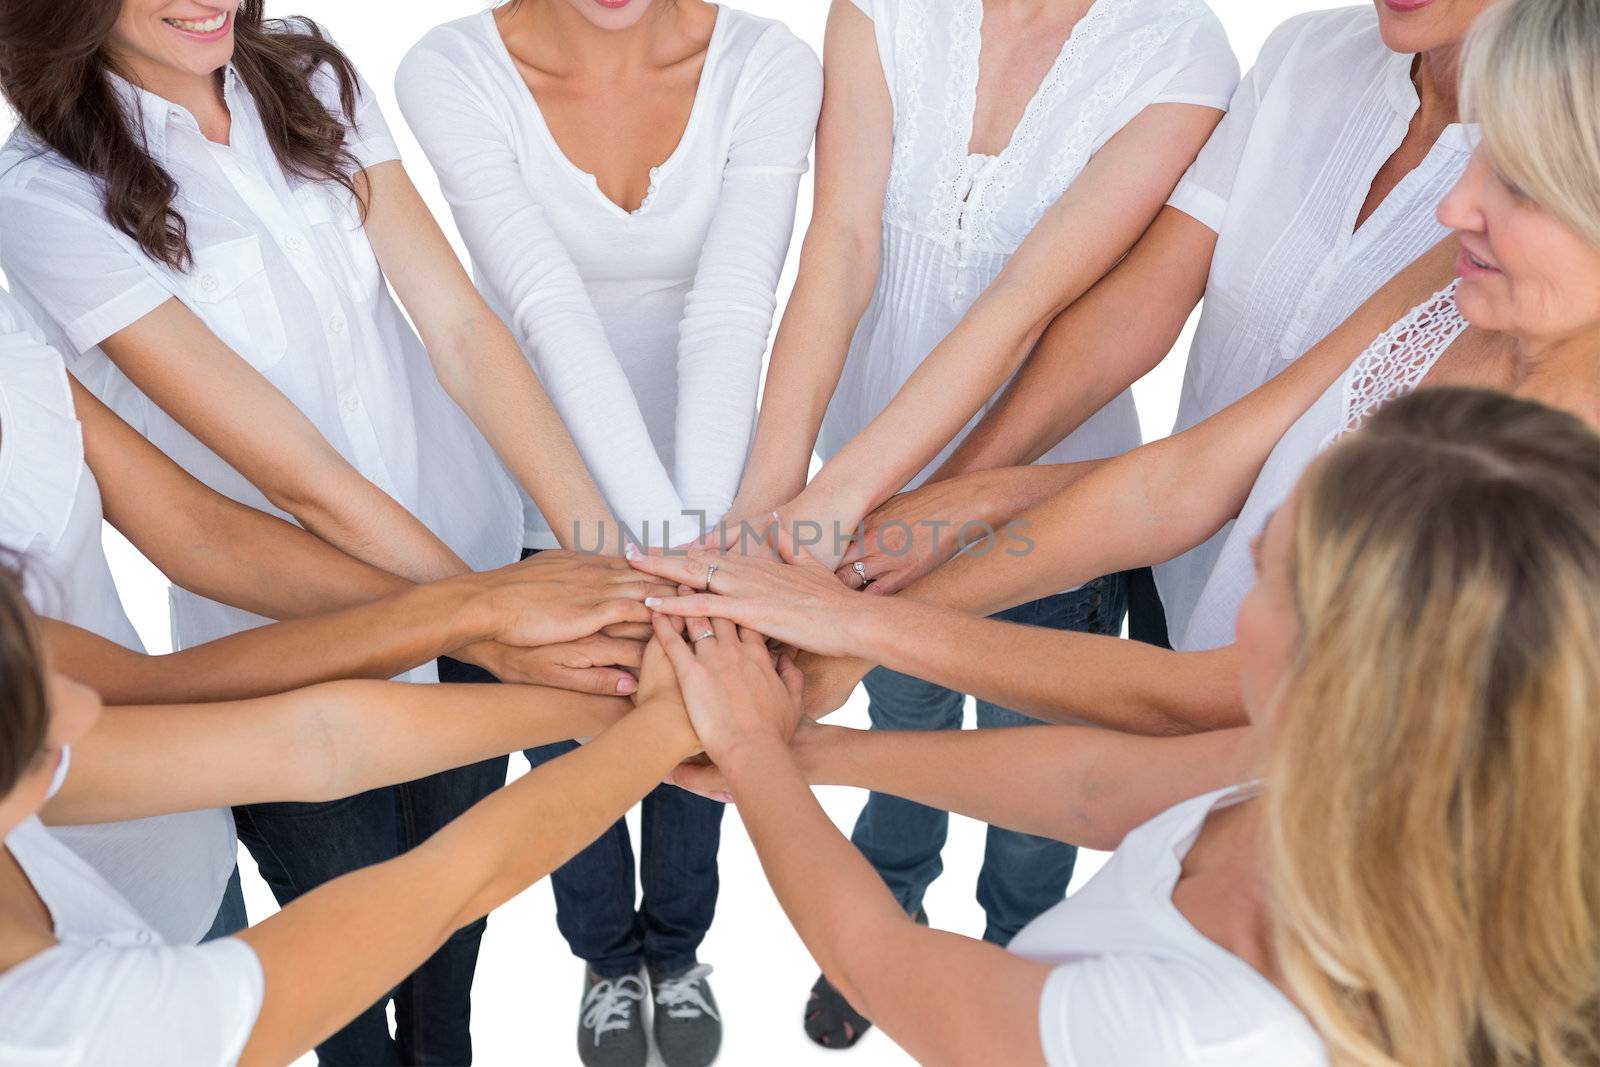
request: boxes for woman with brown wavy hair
[0,2,623,1062]
[652,385,1600,1066]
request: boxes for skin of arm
[229,696,699,1067]
[780,103,1226,565]
[630,542,1241,732]
[720,0,894,523]
[935,206,1219,478]
[41,679,639,827]
[651,616,1053,1067]
[357,162,616,549]
[98,298,469,584]
[74,376,660,697]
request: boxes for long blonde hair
[1266,388,1600,1067]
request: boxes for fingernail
[616,676,637,694]
[645,597,662,607]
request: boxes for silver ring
[691,630,715,643]
[852,560,869,586]
[704,562,719,592]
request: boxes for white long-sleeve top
[397,7,822,549]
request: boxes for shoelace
[580,973,647,1044]
[654,964,721,1022]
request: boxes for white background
[3,2,1333,1064]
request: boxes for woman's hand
[455,635,645,696]
[625,542,865,659]
[835,475,1002,595]
[651,615,806,765]
[795,650,869,721]
[467,551,675,648]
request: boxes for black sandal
[803,910,926,1050]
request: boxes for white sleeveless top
[1177,283,1468,651]
[0,289,236,945]
[818,0,1240,487]
[0,814,263,1066]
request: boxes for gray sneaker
[577,968,648,1067]
[650,963,722,1067]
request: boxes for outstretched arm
[43,679,633,827]
[629,544,1242,733]
[232,695,700,1067]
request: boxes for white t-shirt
[0,814,264,1066]
[1008,784,1327,1066]
[0,290,236,946]
[0,40,522,665]
[819,0,1239,487]
[398,8,821,548]
[1177,283,1466,651]
[1155,5,1474,640]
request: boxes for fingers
[665,761,734,803]
[549,664,639,697]
[651,613,697,677]
[623,545,709,587]
[777,652,805,701]
[675,582,716,654]
[599,620,654,642]
[574,634,647,672]
[835,557,871,590]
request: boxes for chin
[1452,279,1509,332]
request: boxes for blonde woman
[655,385,1600,1065]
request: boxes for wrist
[632,697,702,761]
[448,576,505,648]
[713,730,797,779]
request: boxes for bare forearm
[96,580,492,705]
[234,700,693,1067]
[798,722,1251,851]
[289,465,468,584]
[844,595,1241,733]
[735,224,880,515]
[430,316,615,550]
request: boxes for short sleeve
[0,182,171,356]
[303,28,400,169]
[0,939,265,1067]
[1165,12,1308,232]
[1037,956,1325,1067]
[1149,11,1240,112]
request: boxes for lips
[1455,243,1502,280]
[1382,0,1437,12]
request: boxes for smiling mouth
[1466,250,1493,270]
[164,11,229,34]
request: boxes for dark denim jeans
[850,574,1129,946]
[518,546,724,979]
[232,655,507,1067]
[200,864,249,942]
[1125,565,1172,649]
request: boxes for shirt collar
[104,63,246,158]
[1382,48,1472,154]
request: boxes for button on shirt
[0,48,522,660]
[819,0,1239,486]
[1155,6,1474,641]
[0,290,235,946]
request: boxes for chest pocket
[186,236,288,372]
[295,182,383,304]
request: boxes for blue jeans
[200,865,248,942]
[523,746,724,979]
[232,654,507,1067]
[849,575,1129,946]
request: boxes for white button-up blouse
[0,290,236,946]
[0,51,521,657]
[818,0,1240,487]
[1155,6,1474,640]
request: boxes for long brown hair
[1269,388,1600,1066]
[0,1,362,270]
[0,564,50,800]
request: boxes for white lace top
[1177,282,1467,652]
[818,0,1239,485]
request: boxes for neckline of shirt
[105,64,249,158]
[478,3,729,221]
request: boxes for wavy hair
[0,1,362,270]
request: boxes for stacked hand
[453,551,677,694]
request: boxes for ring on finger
[704,562,719,592]
[852,560,870,587]
[691,630,715,643]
